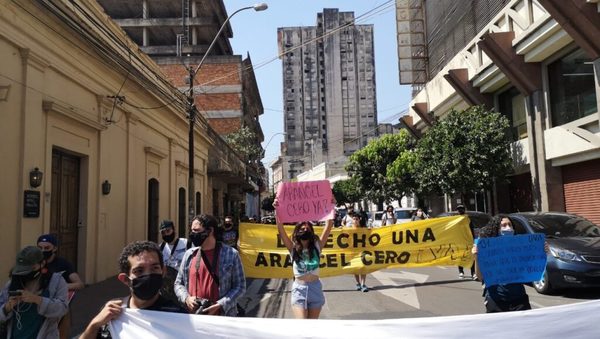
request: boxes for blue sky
[223,1,411,167]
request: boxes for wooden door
[50,150,80,270]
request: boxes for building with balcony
[0,1,251,282]
[97,0,267,221]
[397,0,600,223]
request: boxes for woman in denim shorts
[274,200,334,319]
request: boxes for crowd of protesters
[0,202,548,337]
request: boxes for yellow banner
[239,216,474,279]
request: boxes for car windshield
[395,210,413,219]
[526,214,600,237]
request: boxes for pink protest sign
[276,180,334,223]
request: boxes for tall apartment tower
[278,9,377,176]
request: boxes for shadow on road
[370,279,476,291]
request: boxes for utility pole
[185,3,268,222]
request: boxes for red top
[188,249,219,303]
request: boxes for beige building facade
[0,1,247,283]
[398,0,600,222]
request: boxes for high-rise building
[277,9,377,178]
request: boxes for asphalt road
[241,266,600,319]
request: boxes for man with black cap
[456,205,476,279]
[37,234,84,339]
[37,234,84,292]
[158,220,188,305]
[0,246,68,338]
[158,220,189,271]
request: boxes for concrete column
[142,0,149,46]
[191,1,197,45]
[594,59,600,120]
[526,90,565,212]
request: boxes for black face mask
[224,223,233,230]
[42,250,54,260]
[129,273,163,301]
[162,233,175,243]
[189,229,210,247]
[297,230,313,241]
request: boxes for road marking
[371,270,429,309]
[437,266,448,270]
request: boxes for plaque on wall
[23,190,40,218]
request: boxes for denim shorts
[291,279,325,309]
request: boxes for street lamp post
[262,132,286,158]
[187,3,268,221]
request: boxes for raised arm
[319,219,333,248]
[472,244,483,282]
[274,199,293,252]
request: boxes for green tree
[332,178,361,207]
[414,105,512,197]
[224,125,263,164]
[261,194,275,212]
[345,130,416,206]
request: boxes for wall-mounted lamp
[29,167,43,188]
[102,180,111,195]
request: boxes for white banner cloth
[109,300,600,339]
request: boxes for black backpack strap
[199,242,221,286]
[160,241,167,252]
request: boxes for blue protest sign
[476,234,547,287]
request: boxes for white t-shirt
[161,238,188,269]
[343,214,356,228]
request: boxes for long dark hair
[479,215,509,238]
[291,222,319,262]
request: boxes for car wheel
[533,269,552,294]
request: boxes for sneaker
[361,285,369,292]
[472,274,478,280]
[355,283,362,291]
[459,272,465,279]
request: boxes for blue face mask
[500,228,514,236]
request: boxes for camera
[194,298,213,314]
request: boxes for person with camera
[0,246,68,339]
[174,214,246,316]
[80,241,185,339]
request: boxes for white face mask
[500,226,514,236]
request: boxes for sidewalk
[70,276,129,337]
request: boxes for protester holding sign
[472,216,547,313]
[273,193,334,319]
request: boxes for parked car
[507,212,600,294]
[436,211,492,238]
[371,208,417,227]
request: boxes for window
[548,49,597,126]
[498,87,527,141]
